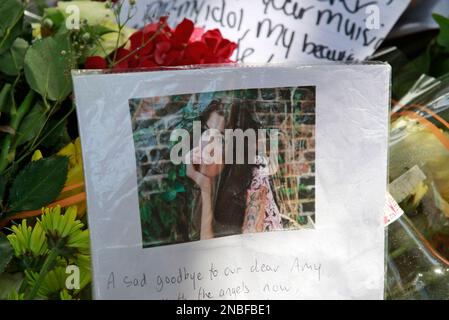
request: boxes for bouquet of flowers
[0,0,237,300]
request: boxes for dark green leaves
[0,175,5,207]
[434,14,449,50]
[0,233,12,273]
[0,83,12,114]
[42,7,67,31]
[0,38,28,76]
[0,0,24,55]
[24,33,75,102]
[8,156,68,212]
[392,48,431,99]
[13,102,46,147]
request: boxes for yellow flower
[39,206,90,255]
[7,219,48,258]
[31,150,43,161]
[31,23,42,40]
[55,138,86,217]
[57,137,84,184]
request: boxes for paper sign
[72,64,390,299]
[122,0,410,63]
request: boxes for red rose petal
[130,30,155,56]
[216,39,237,60]
[185,41,208,64]
[164,49,183,66]
[139,59,158,68]
[85,56,107,69]
[112,60,129,70]
[171,18,194,48]
[142,22,160,34]
[190,27,205,42]
[104,17,237,70]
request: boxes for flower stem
[0,90,35,173]
[26,247,59,300]
[5,103,75,174]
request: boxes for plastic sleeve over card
[72,63,391,300]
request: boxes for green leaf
[88,24,117,37]
[8,156,69,212]
[0,0,24,55]
[0,174,5,205]
[40,118,71,150]
[430,56,449,78]
[0,233,13,273]
[43,7,66,31]
[0,83,12,114]
[13,102,46,147]
[24,33,75,102]
[392,48,431,99]
[434,14,449,50]
[0,272,23,300]
[0,38,28,76]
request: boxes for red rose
[171,19,194,48]
[84,56,107,69]
[84,17,237,70]
[202,29,237,63]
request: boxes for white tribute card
[122,0,410,63]
[73,64,390,299]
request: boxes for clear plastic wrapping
[387,74,449,299]
[72,63,390,299]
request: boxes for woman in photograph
[186,100,282,240]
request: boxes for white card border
[73,63,390,300]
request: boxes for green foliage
[39,206,90,257]
[391,14,449,99]
[434,14,449,49]
[39,117,72,150]
[7,219,48,258]
[0,0,139,301]
[0,38,28,76]
[13,102,47,147]
[140,164,194,248]
[24,33,75,102]
[42,8,67,31]
[0,272,23,300]
[0,83,12,114]
[392,47,431,99]
[8,156,69,212]
[0,233,13,273]
[3,207,91,300]
[0,174,5,207]
[0,0,24,55]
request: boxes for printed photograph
[129,87,316,248]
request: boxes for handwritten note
[122,0,410,63]
[105,255,322,299]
